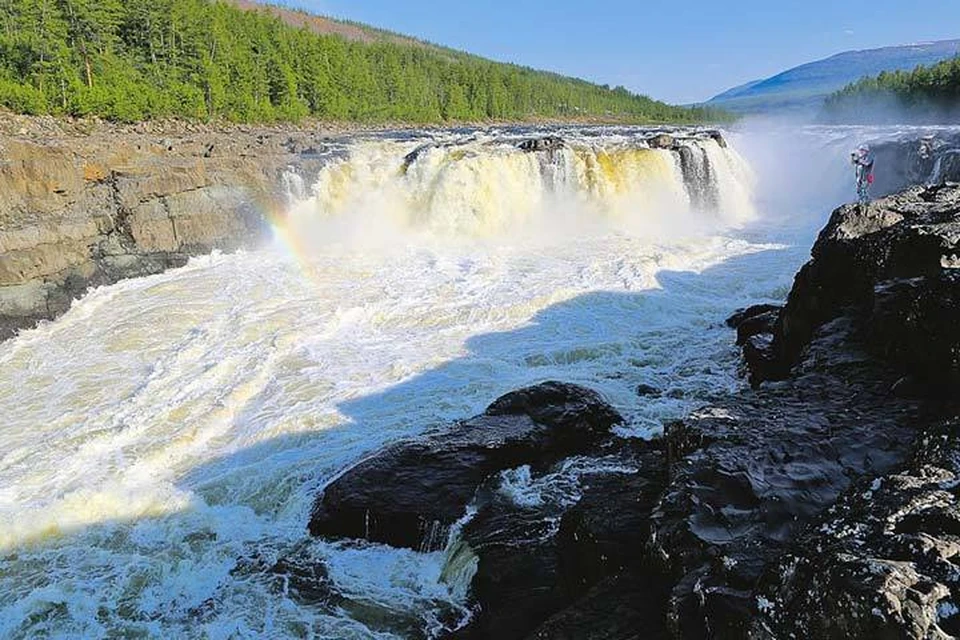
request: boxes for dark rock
[653,314,922,637]
[450,443,668,640]
[270,554,340,606]
[636,383,662,397]
[556,451,667,589]
[519,137,565,153]
[449,475,569,640]
[742,333,780,383]
[707,130,727,149]
[309,382,622,551]
[753,417,960,640]
[891,375,928,399]
[766,184,960,386]
[870,273,960,393]
[647,134,676,150]
[725,304,782,329]
[735,310,780,346]
[525,574,669,640]
[861,133,960,197]
[402,143,432,171]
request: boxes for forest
[822,54,960,123]
[0,0,727,124]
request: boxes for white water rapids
[0,126,860,638]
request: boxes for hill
[224,0,427,47]
[821,54,960,123]
[0,0,725,125]
[707,39,960,115]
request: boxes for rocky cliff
[295,184,960,639]
[868,132,960,198]
[0,117,336,339]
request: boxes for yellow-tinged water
[0,129,780,639]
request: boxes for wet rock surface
[767,184,960,389]
[449,442,668,640]
[308,382,622,551]
[653,316,924,637]
[752,416,960,639]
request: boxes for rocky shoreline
[300,184,960,639]
[0,120,345,340]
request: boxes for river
[0,124,918,638]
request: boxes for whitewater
[0,125,856,638]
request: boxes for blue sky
[275,1,960,104]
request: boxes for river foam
[0,127,788,638]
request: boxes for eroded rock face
[651,314,924,638]
[449,442,668,640]
[753,418,960,640]
[867,133,960,197]
[0,129,333,339]
[755,185,960,390]
[308,382,622,551]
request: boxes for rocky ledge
[0,121,339,340]
[289,183,960,639]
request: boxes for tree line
[822,54,960,123]
[0,0,729,124]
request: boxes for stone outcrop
[752,417,960,639]
[308,382,623,551]
[0,124,334,339]
[519,136,565,153]
[449,443,668,639]
[653,314,924,637]
[868,133,960,197]
[647,134,676,150]
[756,184,960,390]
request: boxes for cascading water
[288,131,754,241]
[0,127,791,639]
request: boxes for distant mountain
[707,40,960,115]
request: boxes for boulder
[646,134,676,150]
[519,137,565,153]
[766,184,960,387]
[448,442,667,640]
[308,382,622,551]
[635,383,662,398]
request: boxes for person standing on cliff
[852,145,875,204]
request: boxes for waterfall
[285,131,756,241]
[0,126,771,640]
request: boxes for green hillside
[822,54,960,123]
[0,0,726,124]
